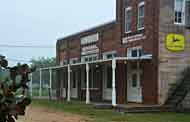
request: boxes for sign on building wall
[122,34,146,43]
[81,33,99,45]
[166,34,185,52]
[81,45,99,55]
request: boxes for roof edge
[57,20,116,42]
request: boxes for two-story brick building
[56,0,190,106]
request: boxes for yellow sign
[166,34,185,52]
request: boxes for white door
[71,71,78,98]
[127,71,142,103]
[103,66,112,100]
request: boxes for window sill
[125,31,132,34]
[137,27,145,31]
[174,22,185,26]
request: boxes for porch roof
[39,54,152,71]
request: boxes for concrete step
[115,105,174,113]
[93,103,113,109]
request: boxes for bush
[179,66,190,82]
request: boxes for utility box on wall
[186,0,190,29]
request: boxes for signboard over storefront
[81,45,99,56]
[81,33,99,45]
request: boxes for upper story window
[127,47,143,58]
[81,33,99,45]
[138,1,145,30]
[81,54,98,63]
[70,58,79,64]
[103,51,117,60]
[174,0,186,25]
[60,60,68,66]
[125,7,132,33]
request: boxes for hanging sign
[166,34,185,52]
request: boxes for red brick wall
[56,0,160,104]
[119,0,160,104]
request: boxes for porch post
[67,65,71,102]
[30,73,33,97]
[49,68,52,99]
[86,63,90,104]
[112,59,117,106]
[39,68,42,97]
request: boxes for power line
[0,44,55,48]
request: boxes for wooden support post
[112,59,117,106]
[39,68,42,97]
[49,68,52,100]
[30,73,33,97]
[67,65,71,102]
[86,63,90,104]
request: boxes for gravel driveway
[18,106,90,122]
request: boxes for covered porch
[35,55,153,106]
[58,55,152,106]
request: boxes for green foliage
[30,57,57,86]
[179,66,190,82]
[30,57,56,68]
[32,99,190,122]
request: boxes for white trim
[137,27,145,31]
[138,1,145,7]
[38,56,152,71]
[86,63,90,104]
[112,59,117,106]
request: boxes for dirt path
[18,106,90,122]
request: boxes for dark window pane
[132,49,138,57]
[139,49,143,57]
[107,66,112,88]
[132,74,137,87]
[72,72,76,88]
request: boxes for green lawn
[31,99,190,122]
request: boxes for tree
[30,57,57,87]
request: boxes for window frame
[127,46,143,58]
[125,7,132,33]
[174,0,186,25]
[137,1,145,30]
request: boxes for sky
[0,0,116,66]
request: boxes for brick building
[56,0,190,106]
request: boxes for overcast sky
[0,0,116,66]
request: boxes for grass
[31,99,190,122]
